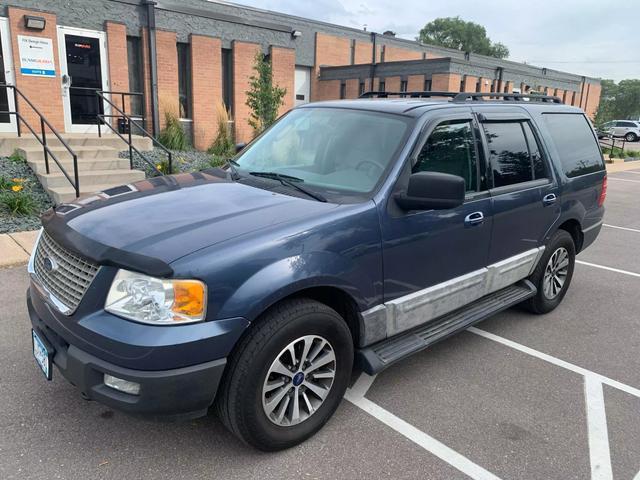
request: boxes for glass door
[0,17,17,133]
[57,26,110,133]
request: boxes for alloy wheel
[543,247,570,299]
[262,335,336,427]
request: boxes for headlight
[105,269,207,324]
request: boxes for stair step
[49,180,145,204]
[28,157,132,174]
[18,145,117,162]
[37,169,145,188]
[356,280,537,374]
[0,134,153,156]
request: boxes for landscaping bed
[119,148,221,177]
[0,154,53,234]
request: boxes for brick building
[0,0,601,151]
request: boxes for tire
[215,298,353,451]
[625,132,637,142]
[523,229,576,314]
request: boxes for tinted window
[543,113,604,177]
[522,122,547,179]
[619,121,636,128]
[414,120,478,192]
[483,122,532,188]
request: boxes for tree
[595,79,640,125]
[416,17,509,59]
[245,52,287,136]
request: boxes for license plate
[32,330,52,380]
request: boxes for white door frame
[57,25,110,134]
[0,17,17,133]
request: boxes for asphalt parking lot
[2,168,640,480]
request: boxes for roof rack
[359,91,563,104]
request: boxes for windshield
[234,107,412,196]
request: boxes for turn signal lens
[172,280,206,321]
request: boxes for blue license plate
[32,330,52,380]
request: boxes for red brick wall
[8,7,64,131]
[232,41,261,143]
[583,82,601,119]
[311,33,351,101]
[385,76,401,92]
[432,73,461,92]
[354,40,372,64]
[383,45,422,62]
[407,74,424,91]
[191,35,221,151]
[479,78,491,93]
[462,75,477,92]
[345,78,360,98]
[155,30,178,129]
[503,81,513,93]
[314,79,341,101]
[140,28,154,133]
[105,22,129,128]
[270,46,295,116]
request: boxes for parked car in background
[27,92,606,451]
[598,120,640,141]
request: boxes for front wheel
[215,298,353,451]
[523,230,576,314]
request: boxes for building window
[340,81,346,99]
[490,80,495,93]
[571,91,577,106]
[380,45,385,62]
[177,42,192,119]
[221,48,232,113]
[359,81,365,96]
[400,80,408,93]
[424,78,432,91]
[126,36,144,120]
[379,80,385,92]
[460,75,466,92]
[476,79,481,92]
[503,83,509,93]
[350,39,356,65]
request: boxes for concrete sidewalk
[0,230,39,267]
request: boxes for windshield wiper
[226,158,240,180]
[249,171,327,202]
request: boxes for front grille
[33,231,99,314]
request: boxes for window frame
[408,112,487,198]
[176,42,192,120]
[476,115,553,194]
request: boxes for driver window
[413,120,478,193]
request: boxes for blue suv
[27,92,606,451]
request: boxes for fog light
[104,374,140,395]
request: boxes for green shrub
[208,155,226,168]
[158,110,188,151]
[626,150,640,158]
[0,176,13,190]
[245,51,286,136]
[0,190,36,216]
[8,149,25,163]
[208,103,235,158]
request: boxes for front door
[0,17,17,133]
[294,67,311,106]
[380,109,493,336]
[57,26,109,133]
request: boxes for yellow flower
[11,185,23,192]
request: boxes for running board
[356,280,537,374]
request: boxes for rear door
[473,107,560,263]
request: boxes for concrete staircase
[0,133,152,204]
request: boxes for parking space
[2,168,640,480]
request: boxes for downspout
[369,32,377,91]
[144,0,160,136]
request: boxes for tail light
[598,175,607,207]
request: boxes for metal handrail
[599,135,626,162]
[0,83,79,197]
[95,90,171,175]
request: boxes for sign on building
[18,35,56,77]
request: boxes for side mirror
[395,171,465,210]
[235,142,247,153]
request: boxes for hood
[42,171,339,270]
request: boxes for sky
[229,0,638,82]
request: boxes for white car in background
[599,120,640,142]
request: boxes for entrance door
[57,26,110,133]
[0,17,17,133]
[294,67,311,106]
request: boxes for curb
[0,230,39,267]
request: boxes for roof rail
[359,90,563,104]
[359,91,458,99]
[453,92,563,104]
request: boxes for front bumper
[28,289,231,420]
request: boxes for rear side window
[414,120,478,192]
[543,113,604,177]
[483,122,532,188]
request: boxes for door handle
[464,211,484,227]
[542,193,557,206]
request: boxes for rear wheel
[524,229,576,314]
[215,298,353,451]
[625,132,638,142]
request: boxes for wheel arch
[556,218,584,253]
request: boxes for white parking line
[603,224,640,234]
[607,177,640,183]
[576,260,640,279]
[584,376,614,480]
[345,375,502,480]
[617,170,640,175]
